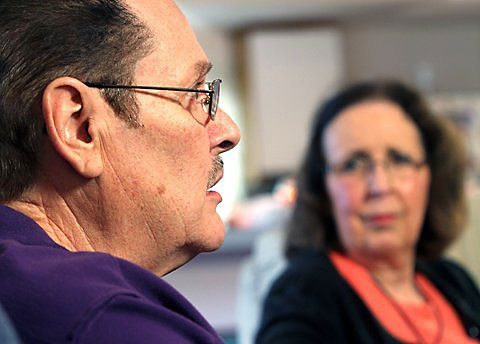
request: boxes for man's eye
[179,92,196,110]
[194,81,207,92]
[182,92,194,102]
[196,92,209,104]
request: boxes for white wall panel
[245,28,345,176]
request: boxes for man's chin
[206,225,226,252]
[202,214,226,252]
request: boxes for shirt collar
[0,204,64,249]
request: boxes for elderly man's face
[99,0,240,274]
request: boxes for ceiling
[177,0,480,29]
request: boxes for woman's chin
[365,239,414,259]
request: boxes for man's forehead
[127,0,210,86]
[125,0,187,43]
[125,0,178,18]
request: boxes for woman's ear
[42,77,103,178]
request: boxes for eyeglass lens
[209,79,221,120]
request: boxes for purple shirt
[0,205,223,343]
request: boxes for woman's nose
[366,162,394,197]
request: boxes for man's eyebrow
[191,62,213,86]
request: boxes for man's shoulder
[0,231,158,295]
[0,234,219,343]
[0,204,175,306]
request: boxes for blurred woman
[256,80,480,343]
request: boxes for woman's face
[323,99,431,261]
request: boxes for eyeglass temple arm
[84,83,212,94]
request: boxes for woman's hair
[286,79,467,260]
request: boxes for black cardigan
[256,250,480,343]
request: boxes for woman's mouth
[362,213,398,227]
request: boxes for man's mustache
[207,156,224,190]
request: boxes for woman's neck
[350,250,425,304]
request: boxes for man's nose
[208,107,241,153]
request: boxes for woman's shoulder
[267,249,341,298]
[257,250,382,344]
[260,250,347,323]
[419,256,480,311]
[419,257,478,288]
[281,249,330,274]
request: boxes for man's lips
[207,171,223,204]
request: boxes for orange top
[330,251,478,343]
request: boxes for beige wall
[344,17,480,92]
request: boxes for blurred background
[164,0,480,342]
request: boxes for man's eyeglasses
[85,79,221,121]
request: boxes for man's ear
[42,77,103,178]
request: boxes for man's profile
[0,0,240,342]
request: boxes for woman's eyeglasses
[326,151,427,182]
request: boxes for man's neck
[7,189,95,252]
